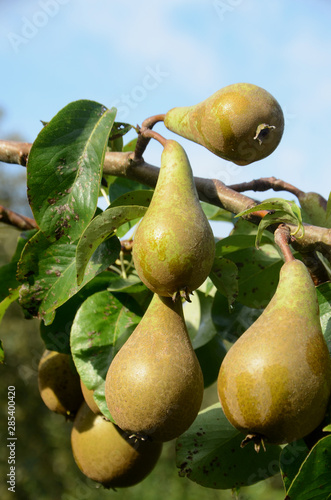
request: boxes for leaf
[76,205,147,285]
[211,292,263,344]
[236,198,304,246]
[176,403,281,490]
[316,282,331,353]
[209,256,238,307]
[40,273,113,354]
[283,435,331,499]
[110,189,153,208]
[215,238,283,308]
[108,121,133,141]
[0,288,20,326]
[279,440,310,492]
[70,290,142,419]
[107,177,152,203]
[195,335,227,387]
[186,291,219,350]
[18,230,120,323]
[106,274,147,294]
[201,202,235,223]
[123,137,138,152]
[27,100,116,242]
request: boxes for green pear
[164,83,284,165]
[38,349,83,419]
[218,259,331,446]
[132,139,215,300]
[105,293,204,442]
[71,403,162,488]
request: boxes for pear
[164,83,284,165]
[105,293,204,442]
[217,259,331,446]
[80,379,102,415]
[38,349,83,419]
[71,403,162,488]
[132,139,215,300]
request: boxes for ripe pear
[164,83,284,165]
[218,259,331,446]
[71,403,162,488]
[105,293,204,442]
[132,139,215,300]
[38,349,83,418]
[80,379,101,415]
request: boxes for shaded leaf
[18,230,120,323]
[316,282,331,353]
[283,435,331,499]
[176,403,281,490]
[107,176,152,203]
[76,205,147,285]
[210,256,238,307]
[0,288,20,325]
[27,100,116,242]
[195,335,226,387]
[279,440,310,492]
[70,290,142,419]
[110,189,153,208]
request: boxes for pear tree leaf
[110,189,153,208]
[176,403,281,490]
[200,202,235,223]
[39,272,113,354]
[18,230,120,324]
[70,290,142,420]
[316,282,331,353]
[0,288,21,326]
[122,137,138,152]
[107,177,152,203]
[211,292,263,345]
[279,440,310,492]
[209,256,238,307]
[108,121,133,141]
[106,274,147,294]
[236,198,304,246]
[27,100,116,242]
[282,435,331,499]
[215,237,283,309]
[195,335,227,387]
[326,191,331,226]
[76,205,147,285]
[188,291,220,350]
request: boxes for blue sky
[1,0,331,228]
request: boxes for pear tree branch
[1,139,331,262]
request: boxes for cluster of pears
[37,350,162,488]
[105,139,216,442]
[217,258,331,448]
[164,83,284,165]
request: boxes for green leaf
[76,205,147,285]
[279,440,310,492]
[70,290,142,419]
[18,230,120,323]
[110,189,153,208]
[215,237,283,308]
[0,288,20,325]
[211,292,263,344]
[122,137,138,152]
[209,256,238,307]
[27,100,116,242]
[201,202,235,223]
[106,274,147,294]
[108,122,133,141]
[236,198,304,246]
[40,272,113,354]
[283,435,331,499]
[107,177,152,203]
[316,282,331,353]
[184,291,219,350]
[176,403,281,490]
[195,335,227,387]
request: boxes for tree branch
[0,205,38,230]
[1,139,331,258]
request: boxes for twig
[134,114,165,160]
[0,205,38,230]
[1,139,331,257]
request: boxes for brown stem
[134,114,165,160]
[229,176,305,199]
[274,224,295,263]
[0,205,38,230]
[1,140,331,258]
[141,129,167,147]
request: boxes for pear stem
[274,224,295,263]
[140,129,167,147]
[134,114,166,160]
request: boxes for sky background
[1,0,331,236]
